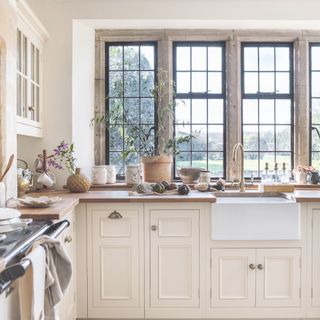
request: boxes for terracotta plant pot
[67,168,91,193]
[141,155,173,183]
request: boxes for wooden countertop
[18,188,320,221]
[19,190,216,220]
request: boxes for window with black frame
[173,42,226,178]
[241,43,294,178]
[105,42,157,175]
[310,44,320,168]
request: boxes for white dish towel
[19,245,46,320]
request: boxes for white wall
[20,0,320,186]
[0,0,18,198]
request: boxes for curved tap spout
[232,143,245,192]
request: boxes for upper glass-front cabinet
[16,1,48,137]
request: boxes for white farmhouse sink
[212,192,300,240]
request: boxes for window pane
[140,46,154,70]
[208,47,222,71]
[276,47,290,71]
[244,72,258,94]
[109,71,123,97]
[259,99,274,124]
[192,152,207,169]
[192,47,206,70]
[109,98,123,124]
[109,126,123,151]
[192,72,206,92]
[312,72,320,97]
[140,98,154,124]
[259,72,274,92]
[177,72,190,93]
[276,72,290,94]
[276,152,291,171]
[244,47,258,71]
[175,125,191,151]
[208,72,222,94]
[176,47,190,71]
[208,125,223,151]
[192,125,206,150]
[191,99,207,123]
[124,98,139,124]
[243,99,258,124]
[124,46,139,70]
[312,98,320,124]
[260,125,275,151]
[208,152,224,177]
[208,99,223,124]
[276,99,291,124]
[312,47,320,70]
[276,125,291,151]
[244,152,259,177]
[176,152,191,173]
[259,47,274,71]
[140,71,154,97]
[109,152,123,174]
[109,46,123,70]
[175,99,190,124]
[124,71,139,97]
[243,125,258,151]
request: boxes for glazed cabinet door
[256,248,301,307]
[211,248,256,308]
[149,209,200,308]
[87,203,144,318]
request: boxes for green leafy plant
[93,69,198,159]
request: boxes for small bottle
[261,162,269,183]
[281,162,289,184]
[274,163,279,183]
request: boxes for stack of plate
[0,208,32,233]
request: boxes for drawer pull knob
[64,235,72,243]
[249,264,256,270]
[151,225,157,231]
[108,211,123,219]
[257,264,264,270]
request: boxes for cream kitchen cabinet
[211,248,301,309]
[145,203,207,319]
[16,0,48,137]
[57,210,77,320]
[86,203,144,318]
[311,208,320,308]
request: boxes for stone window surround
[95,29,320,180]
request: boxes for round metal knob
[249,264,256,270]
[151,225,157,231]
[64,235,72,243]
[257,264,264,270]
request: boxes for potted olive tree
[95,69,197,182]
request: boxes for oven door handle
[44,219,70,239]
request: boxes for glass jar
[92,166,107,185]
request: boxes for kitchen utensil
[37,171,54,187]
[0,154,14,182]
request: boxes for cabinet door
[312,209,320,306]
[256,248,301,307]
[87,204,143,318]
[211,248,256,308]
[149,209,199,308]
